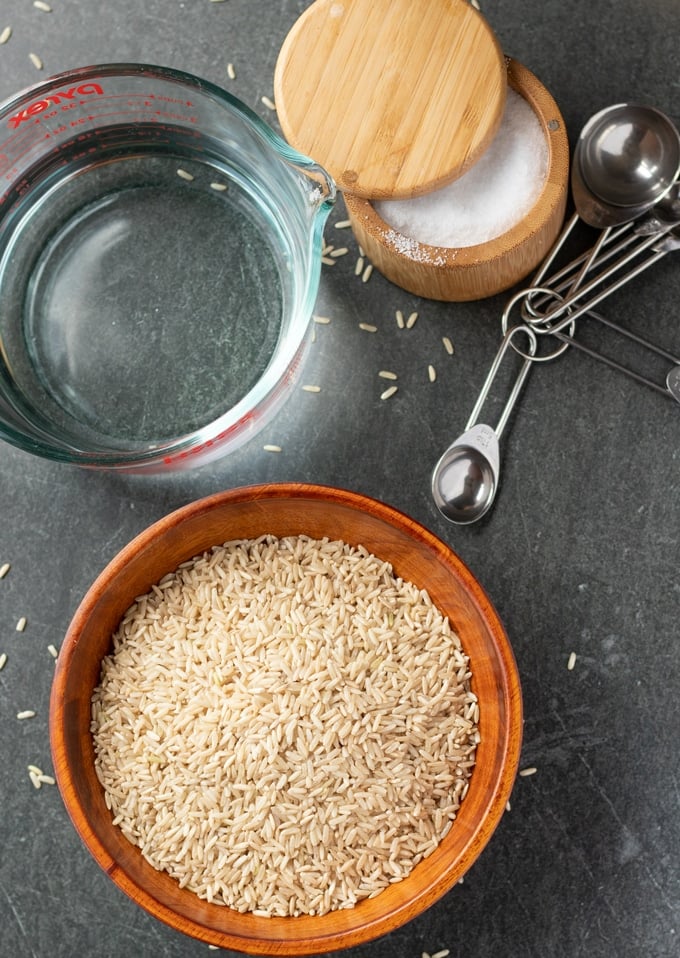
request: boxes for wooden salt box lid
[274,0,507,200]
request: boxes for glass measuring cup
[0,64,335,471]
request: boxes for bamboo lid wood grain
[274,0,507,200]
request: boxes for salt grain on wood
[375,89,548,248]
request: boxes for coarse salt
[375,89,548,248]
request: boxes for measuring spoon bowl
[572,103,680,229]
[432,424,500,525]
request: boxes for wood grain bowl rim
[49,482,522,954]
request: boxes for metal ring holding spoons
[431,325,538,525]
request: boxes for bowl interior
[50,484,521,954]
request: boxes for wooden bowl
[344,58,570,301]
[50,483,522,954]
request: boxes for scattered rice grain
[33,1,52,10]
[567,651,577,671]
[302,385,321,393]
[261,95,276,111]
[442,336,454,355]
[0,652,6,671]
[48,644,59,659]
[395,309,405,329]
[378,370,397,380]
[210,181,228,191]
[262,444,282,453]
[380,385,398,400]
[359,322,377,333]
[176,168,194,181]
[354,256,364,276]
[321,256,336,266]
[29,771,42,789]
[16,616,27,632]
[0,26,11,45]
[17,710,36,720]
[406,311,418,329]
[334,219,351,229]
[227,62,236,79]
[28,764,42,776]
[330,247,348,258]
[519,766,537,777]
[432,950,450,958]
[428,364,436,383]
[38,774,55,786]
[29,52,43,70]
[312,315,331,325]
[361,263,374,283]
[0,562,9,578]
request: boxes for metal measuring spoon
[534,103,680,289]
[432,326,538,524]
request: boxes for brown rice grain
[91,535,477,917]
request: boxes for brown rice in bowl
[50,483,522,955]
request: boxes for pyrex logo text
[9,82,104,129]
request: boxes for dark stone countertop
[0,2,678,957]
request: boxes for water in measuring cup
[0,127,290,446]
